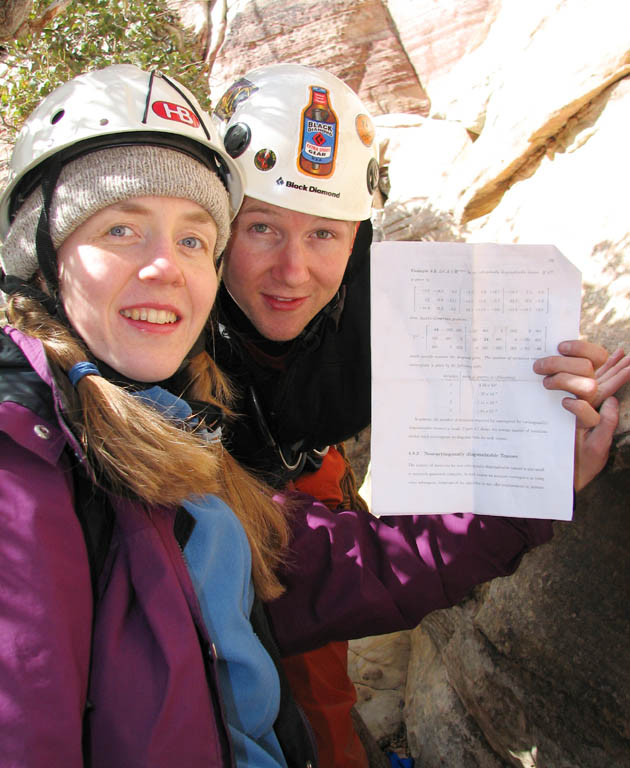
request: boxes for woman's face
[58,196,219,382]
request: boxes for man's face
[222,198,357,341]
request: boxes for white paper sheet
[370,242,581,520]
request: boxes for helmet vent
[367,158,379,194]
[224,122,251,158]
[51,110,65,125]
[100,118,109,126]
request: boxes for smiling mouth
[265,294,307,303]
[120,308,178,324]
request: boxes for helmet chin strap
[0,156,67,319]
[34,156,71,325]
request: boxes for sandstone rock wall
[206,0,430,117]
[0,0,32,41]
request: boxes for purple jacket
[0,326,553,766]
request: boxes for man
[211,64,375,490]
[210,63,628,767]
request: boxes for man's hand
[533,341,630,491]
[573,396,620,492]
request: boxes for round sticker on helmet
[356,114,375,147]
[254,149,277,171]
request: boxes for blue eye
[180,236,203,249]
[109,225,132,237]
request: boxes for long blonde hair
[2,294,290,600]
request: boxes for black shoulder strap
[71,465,115,598]
[70,463,115,767]
[250,596,318,768]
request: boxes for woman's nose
[138,239,185,286]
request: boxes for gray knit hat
[0,144,231,282]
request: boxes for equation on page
[370,242,581,520]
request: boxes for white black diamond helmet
[213,63,379,222]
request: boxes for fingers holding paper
[534,340,630,416]
[533,339,604,400]
[534,340,630,489]
[590,347,630,407]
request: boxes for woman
[0,63,298,768]
[0,64,592,768]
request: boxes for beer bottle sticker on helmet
[297,86,338,179]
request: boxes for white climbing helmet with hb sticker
[0,63,243,240]
[212,63,379,222]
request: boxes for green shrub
[0,0,209,141]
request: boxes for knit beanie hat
[0,144,231,282]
